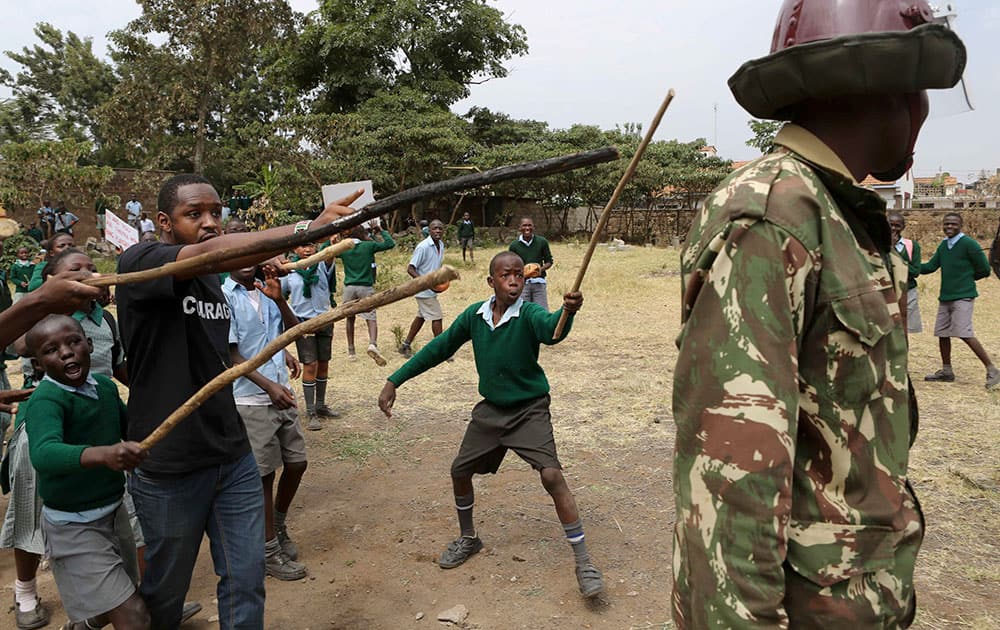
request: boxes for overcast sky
[2,0,997,182]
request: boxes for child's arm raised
[530,291,584,345]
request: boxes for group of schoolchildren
[890,211,1000,388]
[1,174,597,630]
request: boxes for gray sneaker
[987,366,1000,389]
[266,548,307,581]
[307,414,322,431]
[575,562,605,598]
[15,597,49,630]
[924,368,955,382]
[399,343,412,358]
[315,405,341,418]
[439,535,483,569]
[276,521,298,561]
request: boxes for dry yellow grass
[2,239,997,626]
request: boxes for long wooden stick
[552,90,675,338]
[281,239,355,271]
[139,265,460,450]
[86,147,620,289]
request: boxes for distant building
[860,171,914,209]
[914,175,959,197]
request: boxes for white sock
[15,578,38,611]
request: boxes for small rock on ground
[437,604,468,624]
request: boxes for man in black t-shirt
[117,173,359,629]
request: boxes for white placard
[105,210,139,251]
[321,180,378,228]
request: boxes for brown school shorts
[450,395,561,477]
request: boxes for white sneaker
[367,344,387,366]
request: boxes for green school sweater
[920,235,990,301]
[26,263,45,292]
[9,262,35,293]
[25,375,127,512]
[458,221,475,239]
[388,299,574,406]
[509,236,553,278]
[339,231,395,286]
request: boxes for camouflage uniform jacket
[672,125,922,628]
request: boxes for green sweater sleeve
[388,306,474,387]
[527,305,575,344]
[907,242,921,280]
[969,238,991,280]
[541,239,553,264]
[27,395,89,475]
[374,230,395,251]
[920,243,941,274]
[26,263,45,292]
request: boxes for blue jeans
[129,452,265,630]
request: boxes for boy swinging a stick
[378,251,604,598]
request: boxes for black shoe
[438,535,483,569]
[924,368,955,382]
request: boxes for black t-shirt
[117,242,249,474]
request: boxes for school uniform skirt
[0,424,46,554]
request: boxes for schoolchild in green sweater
[24,314,150,629]
[10,246,35,302]
[378,251,605,598]
[338,222,395,365]
[508,217,553,310]
[457,212,475,263]
[920,212,999,388]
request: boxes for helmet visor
[929,3,973,117]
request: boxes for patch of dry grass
[3,240,997,626]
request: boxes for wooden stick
[552,90,675,338]
[0,389,33,405]
[281,239,355,271]
[139,265,460,451]
[85,147,619,289]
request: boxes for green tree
[288,0,528,112]
[0,139,114,212]
[100,0,294,174]
[2,23,117,144]
[746,119,783,154]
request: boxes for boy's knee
[121,593,151,629]
[539,467,566,493]
[285,460,307,476]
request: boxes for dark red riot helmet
[729,0,966,121]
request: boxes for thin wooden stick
[85,147,620,289]
[139,265,460,451]
[552,90,675,338]
[281,239,355,271]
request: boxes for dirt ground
[2,241,999,629]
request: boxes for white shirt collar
[518,234,533,246]
[476,296,523,331]
[946,232,965,249]
[43,373,99,400]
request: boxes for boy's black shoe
[575,562,605,598]
[924,368,955,382]
[438,535,483,569]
